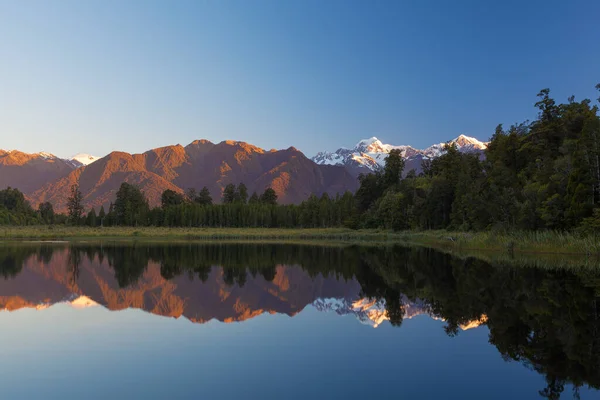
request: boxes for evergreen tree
[67,184,84,225]
[260,188,278,205]
[249,192,260,204]
[197,187,213,205]
[185,188,198,203]
[161,189,185,209]
[86,208,98,227]
[237,183,248,204]
[114,183,149,226]
[222,184,237,204]
[98,205,106,227]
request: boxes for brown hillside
[27,140,358,212]
[0,151,75,194]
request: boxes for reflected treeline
[68,243,360,288]
[1,242,600,397]
[355,247,600,399]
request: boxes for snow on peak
[37,151,58,159]
[70,153,100,166]
[356,137,380,146]
[312,134,489,172]
[451,134,487,148]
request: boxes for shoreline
[0,226,599,256]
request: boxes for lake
[0,242,598,399]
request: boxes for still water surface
[0,242,598,399]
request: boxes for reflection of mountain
[2,242,598,398]
[0,248,363,324]
[312,297,486,329]
[0,245,490,329]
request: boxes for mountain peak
[188,139,214,146]
[70,153,100,167]
[357,137,380,146]
[451,134,487,149]
[312,134,489,173]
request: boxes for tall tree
[114,183,149,226]
[222,184,237,204]
[260,188,278,205]
[237,183,248,204]
[67,184,84,225]
[98,205,106,227]
[161,189,185,209]
[248,192,260,204]
[197,187,213,205]
[382,149,405,190]
[38,202,55,224]
[86,208,98,227]
[185,188,198,203]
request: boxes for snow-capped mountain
[0,149,61,160]
[312,135,489,173]
[0,149,100,168]
[69,153,100,167]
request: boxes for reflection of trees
[0,245,41,279]
[354,246,600,398]
[4,242,600,397]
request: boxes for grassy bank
[0,226,401,242]
[1,226,599,256]
[397,230,600,256]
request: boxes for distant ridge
[11,139,357,212]
[2,135,489,212]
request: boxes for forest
[1,87,600,234]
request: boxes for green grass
[1,226,599,257]
[0,226,401,242]
[397,230,600,256]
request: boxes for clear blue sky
[0,0,598,158]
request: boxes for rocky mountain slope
[2,135,488,212]
[0,150,77,194]
[26,140,357,212]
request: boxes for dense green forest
[2,87,599,233]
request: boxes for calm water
[0,242,598,399]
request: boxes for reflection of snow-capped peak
[313,297,487,330]
[63,294,100,309]
[312,297,388,327]
[351,298,388,327]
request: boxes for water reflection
[0,242,599,398]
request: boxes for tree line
[58,182,356,228]
[1,86,599,233]
[353,86,600,233]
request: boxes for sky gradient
[0,0,599,158]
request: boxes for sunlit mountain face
[1,242,600,398]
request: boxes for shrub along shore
[1,226,599,257]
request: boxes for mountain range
[311,134,489,175]
[1,135,488,212]
[0,246,487,330]
[1,140,357,212]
